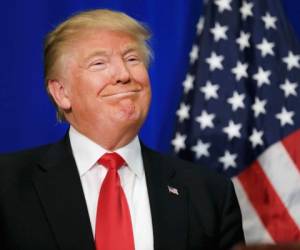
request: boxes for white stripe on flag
[258,141,300,229]
[232,177,274,244]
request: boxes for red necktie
[95,152,135,250]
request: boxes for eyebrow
[84,50,108,62]
[122,45,141,55]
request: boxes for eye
[88,61,106,71]
[128,57,137,61]
[126,55,141,65]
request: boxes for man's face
[54,29,151,144]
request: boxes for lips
[100,89,141,98]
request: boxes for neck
[70,124,139,151]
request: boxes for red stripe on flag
[282,128,300,172]
[238,161,300,242]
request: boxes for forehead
[68,29,140,56]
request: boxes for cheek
[138,82,152,114]
[72,72,110,98]
[141,73,151,99]
[131,67,151,91]
[136,69,151,102]
[139,68,151,86]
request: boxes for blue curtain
[0,0,299,153]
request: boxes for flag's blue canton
[173,0,300,177]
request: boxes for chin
[116,109,142,122]
[113,107,147,130]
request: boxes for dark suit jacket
[0,136,244,250]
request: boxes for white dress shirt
[69,126,154,250]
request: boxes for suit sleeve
[219,180,245,250]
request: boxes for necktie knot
[98,152,125,170]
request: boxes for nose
[113,58,130,85]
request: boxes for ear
[47,79,71,110]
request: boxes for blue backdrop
[0,0,299,153]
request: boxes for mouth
[100,90,141,98]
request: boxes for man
[0,9,244,250]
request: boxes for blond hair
[44,9,152,121]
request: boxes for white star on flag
[249,128,264,148]
[252,97,267,117]
[176,103,190,122]
[196,17,205,35]
[219,150,237,170]
[240,1,254,20]
[236,31,251,51]
[200,80,219,100]
[214,0,232,13]
[182,74,194,94]
[231,61,248,81]
[191,139,211,159]
[280,79,298,97]
[195,110,216,130]
[223,120,242,140]
[210,22,228,42]
[189,45,199,64]
[282,51,300,71]
[205,51,224,71]
[261,12,277,30]
[171,133,187,153]
[275,107,295,126]
[256,38,275,57]
[252,66,271,87]
[227,91,245,111]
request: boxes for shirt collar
[69,126,144,178]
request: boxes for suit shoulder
[0,144,52,190]
[0,144,51,165]
[171,155,230,189]
[142,145,230,186]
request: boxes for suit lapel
[32,136,95,250]
[142,145,188,250]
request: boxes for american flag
[172,0,300,243]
